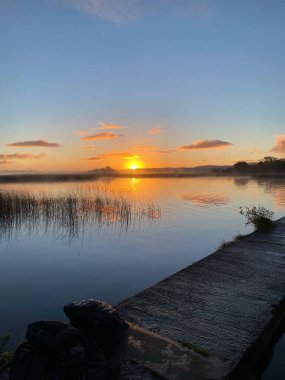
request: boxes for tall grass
[0,187,161,243]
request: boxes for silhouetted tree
[233,161,250,173]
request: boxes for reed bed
[0,187,161,243]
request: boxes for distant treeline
[216,157,285,176]
[89,159,285,177]
[1,157,285,183]
[0,172,100,183]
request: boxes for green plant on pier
[239,205,274,231]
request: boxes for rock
[9,342,49,380]
[85,350,113,380]
[22,322,85,379]
[26,321,81,353]
[10,340,85,380]
[64,299,129,350]
[56,345,85,380]
[10,300,127,380]
[64,299,128,379]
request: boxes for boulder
[55,345,85,380]
[10,322,85,380]
[64,299,128,350]
[26,321,81,353]
[64,299,128,378]
[9,342,49,380]
[9,300,128,380]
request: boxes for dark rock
[10,300,127,380]
[9,342,49,380]
[56,346,85,380]
[15,322,86,379]
[85,350,112,380]
[64,299,128,350]
[10,339,85,380]
[26,321,81,353]
[64,299,128,379]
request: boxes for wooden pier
[117,218,285,378]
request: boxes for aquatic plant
[239,206,274,231]
[0,187,161,243]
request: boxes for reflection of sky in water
[0,177,285,350]
[181,192,229,206]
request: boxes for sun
[128,161,143,170]
[130,163,138,170]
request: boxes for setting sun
[128,161,143,170]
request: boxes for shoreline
[0,172,285,184]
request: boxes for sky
[0,0,285,172]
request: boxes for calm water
[0,176,284,378]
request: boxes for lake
[0,176,284,378]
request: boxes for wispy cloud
[68,0,154,23]
[91,122,127,130]
[74,130,89,136]
[271,135,285,153]
[147,127,163,135]
[84,151,140,160]
[159,149,175,154]
[132,145,157,151]
[0,153,46,160]
[7,140,61,148]
[180,139,233,150]
[81,132,123,141]
[0,160,15,165]
[66,1,213,24]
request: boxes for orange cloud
[159,149,175,154]
[147,127,163,135]
[180,139,233,150]
[92,122,127,130]
[74,130,89,136]
[81,132,123,141]
[132,145,157,150]
[271,135,285,153]
[0,160,15,165]
[7,140,61,148]
[84,152,140,160]
[0,153,46,160]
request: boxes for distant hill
[116,165,231,176]
[0,170,36,175]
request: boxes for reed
[0,187,161,243]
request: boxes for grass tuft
[218,233,245,250]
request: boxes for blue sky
[0,0,284,171]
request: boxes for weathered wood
[117,218,285,377]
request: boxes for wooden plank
[117,218,285,376]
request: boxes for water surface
[0,176,284,378]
